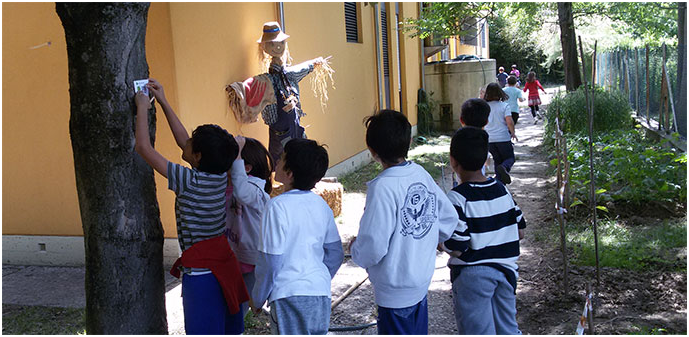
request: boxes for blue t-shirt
[503,86,523,113]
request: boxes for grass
[2,304,86,335]
[339,134,452,193]
[538,217,687,272]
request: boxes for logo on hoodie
[400,183,437,239]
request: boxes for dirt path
[327,87,686,335]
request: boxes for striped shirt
[168,162,228,272]
[444,178,525,276]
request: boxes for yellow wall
[2,3,181,237]
[283,2,380,165]
[3,2,423,238]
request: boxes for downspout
[374,3,384,109]
[418,2,425,90]
[278,2,285,30]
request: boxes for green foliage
[544,85,633,139]
[401,2,495,39]
[567,218,687,271]
[2,304,86,335]
[417,89,438,135]
[488,13,563,84]
[557,129,687,207]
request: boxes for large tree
[557,2,582,91]
[56,3,168,334]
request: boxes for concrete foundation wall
[424,59,496,130]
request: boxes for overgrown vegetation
[544,86,633,139]
[555,129,686,212]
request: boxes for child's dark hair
[507,75,517,85]
[484,82,508,102]
[526,71,536,83]
[460,98,490,128]
[192,124,238,174]
[282,138,329,191]
[242,137,274,194]
[450,127,489,172]
[365,109,411,165]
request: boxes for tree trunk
[55,3,168,334]
[558,2,583,91]
[677,2,687,137]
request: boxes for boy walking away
[134,80,248,334]
[350,110,459,335]
[251,138,344,335]
[496,66,509,88]
[442,127,525,335]
[503,76,526,124]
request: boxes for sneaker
[496,165,512,184]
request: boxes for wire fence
[595,44,686,138]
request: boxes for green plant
[417,89,438,135]
[567,218,687,271]
[558,129,686,209]
[544,86,633,146]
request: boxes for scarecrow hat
[257,21,289,43]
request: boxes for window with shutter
[345,2,360,43]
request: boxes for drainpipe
[418,2,425,90]
[278,2,285,30]
[374,3,384,109]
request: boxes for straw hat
[257,21,289,43]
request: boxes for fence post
[625,49,630,98]
[587,283,595,334]
[646,45,650,125]
[635,48,640,113]
[555,113,569,298]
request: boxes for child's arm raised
[147,79,190,150]
[134,92,169,178]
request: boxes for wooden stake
[587,283,595,334]
[646,45,650,125]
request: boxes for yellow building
[2,2,426,265]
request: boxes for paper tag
[134,79,149,96]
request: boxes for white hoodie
[351,161,458,308]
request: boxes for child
[250,138,344,335]
[496,66,509,88]
[350,109,458,335]
[503,75,526,124]
[225,135,273,317]
[442,126,526,334]
[134,79,248,334]
[523,71,547,123]
[484,83,517,185]
[509,64,521,86]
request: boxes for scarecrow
[226,21,334,163]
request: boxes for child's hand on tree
[135,91,151,110]
[146,78,167,103]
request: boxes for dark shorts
[377,296,429,335]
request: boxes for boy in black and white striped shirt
[440,126,526,335]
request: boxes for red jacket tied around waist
[170,236,249,314]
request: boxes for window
[459,18,477,46]
[345,2,360,43]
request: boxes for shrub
[561,129,686,210]
[544,86,633,146]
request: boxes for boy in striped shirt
[441,127,526,335]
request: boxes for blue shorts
[377,296,428,335]
[182,273,244,334]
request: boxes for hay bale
[270,178,343,217]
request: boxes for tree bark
[558,2,583,91]
[677,2,687,137]
[55,3,168,334]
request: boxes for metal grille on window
[345,2,358,43]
